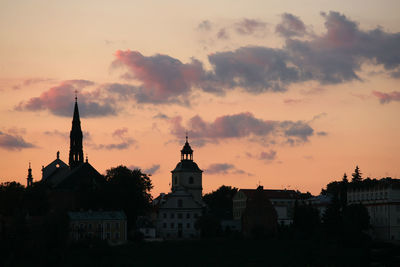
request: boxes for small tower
[69,94,84,169]
[171,135,203,203]
[27,162,33,187]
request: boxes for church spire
[27,162,33,187]
[69,94,84,169]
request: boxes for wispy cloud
[372,90,400,104]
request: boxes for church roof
[171,160,202,173]
[55,162,104,191]
[42,158,70,185]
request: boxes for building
[347,178,400,241]
[233,186,299,226]
[68,210,127,244]
[37,96,104,209]
[154,136,205,239]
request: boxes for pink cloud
[113,50,205,104]
[16,80,117,117]
[283,98,304,104]
[170,112,316,146]
[372,91,400,104]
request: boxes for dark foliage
[352,165,362,183]
[0,182,25,215]
[102,166,153,231]
[203,185,238,220]
[293,202,320,236]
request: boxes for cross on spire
[74,90,78,102]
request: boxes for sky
[1,0,399,197]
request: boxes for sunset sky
[1,0,399,197]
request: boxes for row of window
[162,212,199,219]
[162,222,192,229]
[348,191,388,201]
[72,222,120,231]
[75,231,120,240]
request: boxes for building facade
[68,211,127,243]
[347,178,400,241]
[155,137,205,239]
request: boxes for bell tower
[69,94,84,169]
[171,135,203,203]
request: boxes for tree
[0,182,25,215]
[339,173,348,209]
[352,166,362,183]
[203,185,238,220]
[103,166,153,231]
[342,204,370,238]
[293,202,320,236]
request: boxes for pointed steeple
[69,94,84,169]
[27,162,33,187]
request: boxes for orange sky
[1,1,400,197]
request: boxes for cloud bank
[170,112,316,146]
[111,12,400,105]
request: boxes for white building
[347,178,400,241]
[154,137,205,239]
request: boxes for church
[27,96,104,209]
[153,136,206,239]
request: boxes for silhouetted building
[38,97,103,209]
[347,178,400,241]
[154,136,205,239]
[233,186,299,226]
[27,162,33,187]
[68,210,127,244]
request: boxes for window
[186,213,190,219]
[115,232,120,239]
[178,213,182,219]
[170,223,174,228]
[106,233,111,240]
[88,223,92,230]
[174,176,178,184]
[189,176,194,184]
[187,223,190,228]
[163,213,167,218]
[170,213,175,219]
[97,223,101,230]
[178,199,183,208]
[163,223,167,228]
[106,223,110,230]
[194,213,198,218]
[115,222,120,229]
